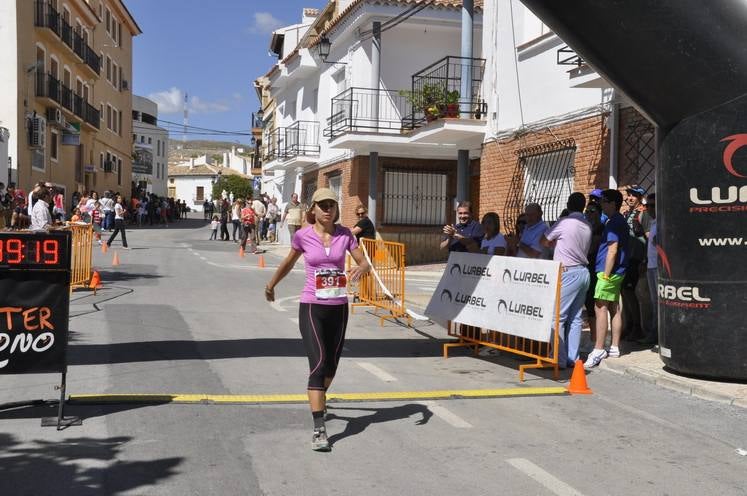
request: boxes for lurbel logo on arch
[689,134,747,214]
[655,246,711,310]
[450,263,492,278]
[657,284,711,309]
[502,268,550,286]
[497,299,545,320]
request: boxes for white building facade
[255,2,485,258]
[132,94,168,197]
[477,0,655,230]
[168,155,251,213]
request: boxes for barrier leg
[41,370,82,430]
[518,359,560,382]
[443,339,479,358]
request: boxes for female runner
[265,188,370,451]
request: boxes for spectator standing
[100,191,114,231]
[620,185,647,341]
[584,189,629,369]
[541,193,592,368]
[91,201,103,244]
[351,204,376,242]
[588,189,608,224]
[252,195,266,247]
[583,201,605,349]
[476,212,506,255]
[0,182,9,229]
[440,201,484,252]
[517,203,550,259]
[265,197,280,242]
[639,192,658,345]
[203,199,210,220]
[240,200,258,254]
[231,200,242,242]
[52,188,65,221]
[209,215,219,240]
[106,195,129,249]
[219,200,230,241]
[282,193,304,241]
[30,187,53,230]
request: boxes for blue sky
[127,0,324,144]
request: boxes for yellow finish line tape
[69,387,568,405]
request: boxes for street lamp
[317,36,346,65]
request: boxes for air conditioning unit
[121,79,129,91]
[30,116,47,149]
[103,160,113,172]
[46,107,66,127]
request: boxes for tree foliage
[212,174,253,201]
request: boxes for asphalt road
[1,217,745,496]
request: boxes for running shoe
[607,346,620,358]
[311,427,330,452]
[583,348,608,369]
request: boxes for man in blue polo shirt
[585,189,630,369]
[517,203,550,259]
[440,201,484,252]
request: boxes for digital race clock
[0,231,71,269]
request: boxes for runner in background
[264,188,370,452]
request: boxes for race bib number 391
[315,269,347,299]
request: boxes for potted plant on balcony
[444,90,460,118]
[400,82,448,123]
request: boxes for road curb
[600,360,746,410]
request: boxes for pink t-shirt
[292,224,358,305]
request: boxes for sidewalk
[598,346,747,409]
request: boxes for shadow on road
[325,404,433,447]
[0,431,183,495]
[67,337,449,365]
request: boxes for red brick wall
[479,112,611,233]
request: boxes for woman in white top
[231,200,242,242]
[106,195,129,248]
[477,212,507,256]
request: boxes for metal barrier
[351,238,411,326]
[443,269,562,382]
[66,223,93,291]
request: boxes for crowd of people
[0,181,194,250]
[440,186,657,370]
[205,191,378,255]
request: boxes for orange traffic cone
[257,254,266,268]
[101,242,108,254]
[89,271,102,294]
[112,251,120,267]
[567,359,592,394]
[239,246,245,258]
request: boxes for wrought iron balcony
[557,45,583,67]
[323,88,411,139]
[35,72,99,129]
[34,1,100,74]
[403,55,487,129]
[264,121,320,162]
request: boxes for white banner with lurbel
[425,253,561,342]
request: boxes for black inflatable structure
[520,0,747,379]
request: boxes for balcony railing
[324,88,411,139]
[36,72,99,129]
[34,1,100,74]
[557,45,583,67]
[404,55,487,129]
[265,121,320,162]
